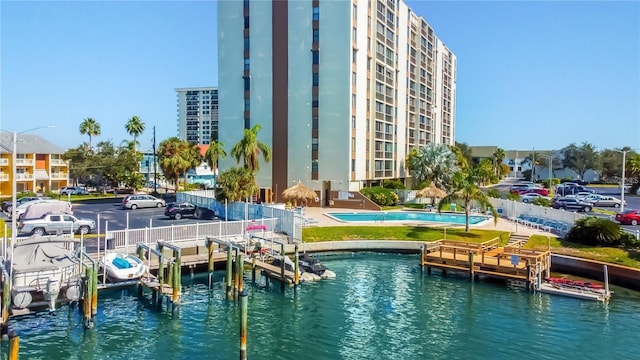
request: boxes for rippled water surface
[6,253,640,359]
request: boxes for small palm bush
[566,217,621,246]
[361,186,398,206]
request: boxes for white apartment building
[176,87,219,144]
[217,0,456,199]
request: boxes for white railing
[178,190,298,240]
[0,159,8,166]
[50,159,67,166]
[15,159,33,166]
[0,174,8,181]
[106,218,279,249]
[50,172,68,180]
[489,198,587,225]
[15,173,33,180]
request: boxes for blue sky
[1,1,638,152]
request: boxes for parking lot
[495,180,640,234]
[71,199,220,231]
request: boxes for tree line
[65,118,272,197]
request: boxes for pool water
[327,211,489,225]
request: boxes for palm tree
[183,144,203,186]
[158,137,193,194]
[231,124,272,171]
[492,148,506,177]
[125,115,145,152]
[408,143,459,191]
[79,118,101,148]
[453,142,474,168]
[215,167,259,202]
[205,141,227,177]
[438,171,498,233]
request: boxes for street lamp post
[615,150,628,213]
[9,126,56,280]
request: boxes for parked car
[18,213,95,236]
[2,196,50,213]
[615,210,640,226]
[520,193,546,203]
[555,185,593,197]
[589,195,625,208]
[122,194,165,209]
[164,202,197,220]
[551,197,594,212]
[59,186,89,195]
[510,184,545,195]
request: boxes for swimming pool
[326,211,490,225]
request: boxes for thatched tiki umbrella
[415,183,448,206]
[281,181,317,207]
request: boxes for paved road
[72,199,220,231]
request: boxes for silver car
[122,194,166,209]
[591,195,625,208]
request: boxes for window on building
[351,137,356,150]
[351,159,356,172]
[312,137,319,150]
[312,50,319,64]
[313,29,319,43]
[244,16,249,29]
[353,4,357,20]
[352,72,357,86]
[244,98,250,111]
[244,58,250,70]
[352,27,357,42]
[377,21,384,34]
[244,37,250,49]
[352,49,357,64]
[352,116,356,128]
[312,116,318,130]
[352,94,356,106]
[312,160,318,172]
[313,6,319,21]
[312,72,319,86]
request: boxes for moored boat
[545,277,604,290]
[8,236,83,314]
[100,253,146,282]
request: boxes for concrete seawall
[283,241,640,290]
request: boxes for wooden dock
[421,238,551,287]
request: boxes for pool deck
[301,207,556,238]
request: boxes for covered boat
[9,236,82,313]
[100,253,146,282]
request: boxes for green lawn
[526,235,640,268]
[302,226,509,245]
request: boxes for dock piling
[280,243,286,293]
[237,253,244,295]
[8,329,18,360]
[239,290,248,360]
[234,250,240,301]
[207,239,215,290]
[251,257,256,284]
[294,244,299,286]
[468,252,475,281]
[225,248,233,301]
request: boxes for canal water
[5,253,640,360]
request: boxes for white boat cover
[21,201,73,220]
[11,239,78,274]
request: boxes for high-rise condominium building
[217,0,456,197]
[176,87,219,144]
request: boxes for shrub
[361,186,398,206]
[17,192,37,199]
[383,180,405,190]
[486,188,501,198]
[565,217,621,246]
[540,178,561,188]
[619,232,640,248]
[532,197,551,207]
[506,192,520,201]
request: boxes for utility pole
[153,126,157,193]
